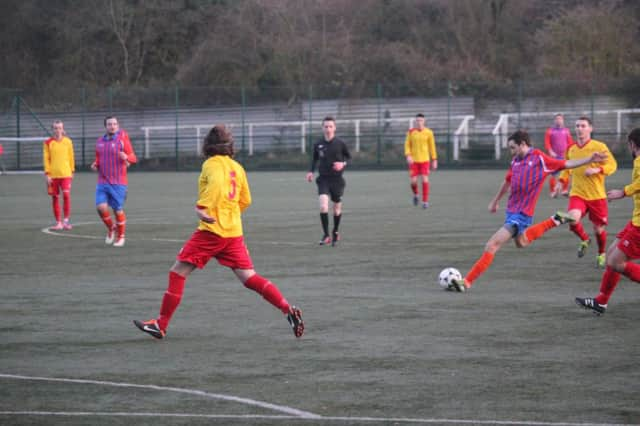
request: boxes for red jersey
[94,130,137,185]
[505,148,566,216]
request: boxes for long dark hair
[202,124,235,158]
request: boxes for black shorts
[316,175,346,203]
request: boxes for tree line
[1,0,639,99]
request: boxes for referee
[306,116,352,247]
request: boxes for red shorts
[48,177,72,196]
[567,196,608,226]
[409,161,430,177]
[616,221,640,259]
[177,230,254,270]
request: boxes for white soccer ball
[438,267,462,290]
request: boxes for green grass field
[1,170,639,426]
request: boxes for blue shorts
[95,184,128,211]
[504,212,533,237]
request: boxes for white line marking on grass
[0,373,321,419]
[0,411,634,426]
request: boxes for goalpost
[0,136,49,174]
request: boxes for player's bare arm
[607,189,625,201]
[195,206,216,223]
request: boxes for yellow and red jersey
[404,127,437,163]
[43,136,75,178]
[196,155,251,238]
[624,156,640,226]
[565,139,617,200]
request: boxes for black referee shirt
[309,137,351,177]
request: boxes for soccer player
[450,130,608,292]
[43,120,75,230]
[306,116,351,246]
[90,116,137,247]
[563,117,617,268]
[404,113,437,209]
[134,125,304,339]
[576,128,640,315]
[544,113,574,197]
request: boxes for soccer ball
[438,267,462,290]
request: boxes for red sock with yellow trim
[244,274,290,314]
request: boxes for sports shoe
[331,231,340,247]
[596,253,606,268]
[133,319,166,339]
[287,306,304,338]
[63,219,73,230]
[577,239,591,258]
[575,297,607,315]
[550,188,559,198]
[561,190,569,197]
[318,235,331,245]
[449,277,467,293]
[105,226,116,244]
[422,202,429,209]
[412,195,419,206]
[113,236,125,247]
[49,222,63,231]
[552,211,575,225]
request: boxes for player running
[134,124,304,339]
[404,113,437,209]
[450,130,608,292]
[563,117,617,268]
[43,120,75,230]
[91,116,137,247]
[576,128,640,315]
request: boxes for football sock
[158,271,186,331]
[623,261,640,283]
[595,266,621,305]
[244,274,290,314]
[410,182,418,195]
[100,210,114,230]
[524,218,556,243]
[62,190,71,219]
[465,251,495,287]
[51,195,61,222]
[115,211,126,238]
[333,214,342,233]
[422,181,429,202]
[560,177,569,192]
[320,213,329,236]
[548,176,557,193]
[569,222,590,242]
[595,230,607,254]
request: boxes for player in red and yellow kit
[544,113,574,197]
[564,117,617,268]
[134,124,304,339]
[404,113,437,209]
[576,128,640,315]
[43,120,75,230]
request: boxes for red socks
[410,183,418,195]
[595,230,607,255]
[244,274,290,314]
[422,181,429,202]
[51,196,61,222]
[465,251,495,287]
[158,271,186,331]
[570,222,590,242]
[524,218,556,243]
[100,210,114,230]
[62,190,71,219]
[595,267,621,305]
[115,211,126,238]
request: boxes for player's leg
[452,226,512,291]
[62,177,72,229]
[317,177,331,244]
[96,185,115,243]
[330,177,345,246]
[576,242,625,315]
[588,199,609,267]
[409,164,419,206]
[111,185,128,247]
[521,211,575,246]
[421,174,430,208]
[49,180,63,230]
[567,198,590,256]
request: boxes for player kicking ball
[576,128,640,315]
[450,130,608,292]
[134,125,303,339]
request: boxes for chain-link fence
[1,80,639,172]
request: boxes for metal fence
[1,80,639,171]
